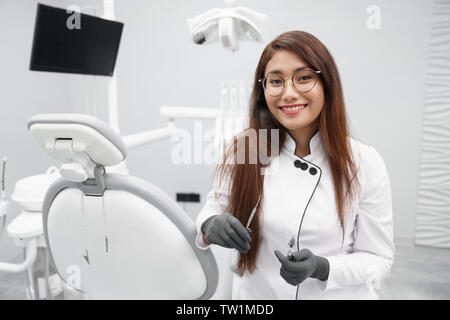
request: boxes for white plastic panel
[47,188,207,299]
[11,170,61,211]
[30,123,124,166]
[415,0,450,248]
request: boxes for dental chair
[27,114,218,300]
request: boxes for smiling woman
[195,30,394,300]
[262,50,325,156]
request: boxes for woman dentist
[195,31,395,299]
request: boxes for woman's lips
[279,104,308,115]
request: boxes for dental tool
[245,195,261,234]
[1,157,6,193]
[0,157,8,239]
[287,238,295,261]
[187,0,272,52]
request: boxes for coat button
[294,160,302,168]
[309,167,318,175]
[300,162,308,171]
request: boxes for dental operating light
[188,0,272,52]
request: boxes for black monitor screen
[30,3,124,76]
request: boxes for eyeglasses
[258,68,321,96]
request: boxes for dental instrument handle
[1,157,6,192]
[287,237,295,261]
[246,207,257,230]
[287,250,294,261]
[245,195,262,233]
[1,157,6,201]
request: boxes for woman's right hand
[201,213,251,254]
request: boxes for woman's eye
[269,79,282,85]
[297,76,311,81]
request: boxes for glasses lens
[293,70,317,92]
[264,75,284,96]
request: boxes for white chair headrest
[28,114,127,181]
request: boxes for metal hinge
[79,165,106,196]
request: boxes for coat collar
[282,129,324,160]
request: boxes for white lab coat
[195,130,395,300]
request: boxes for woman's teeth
[281,105,307,111]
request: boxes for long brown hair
[215,31,360,276]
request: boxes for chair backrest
[28,114,218,299]
[43,174,218,299]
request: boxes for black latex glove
[201,213,251,254]
[274,248,330,286]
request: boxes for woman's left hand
[274,248,330,286]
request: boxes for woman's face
[263,50,325,134]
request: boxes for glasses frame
[258,68,322,96]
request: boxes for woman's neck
[288,122,319,158]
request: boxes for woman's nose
[282,80,300,101]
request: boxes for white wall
[0,0,71,260]
[0,0,433,261]
[106,0,433,244]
